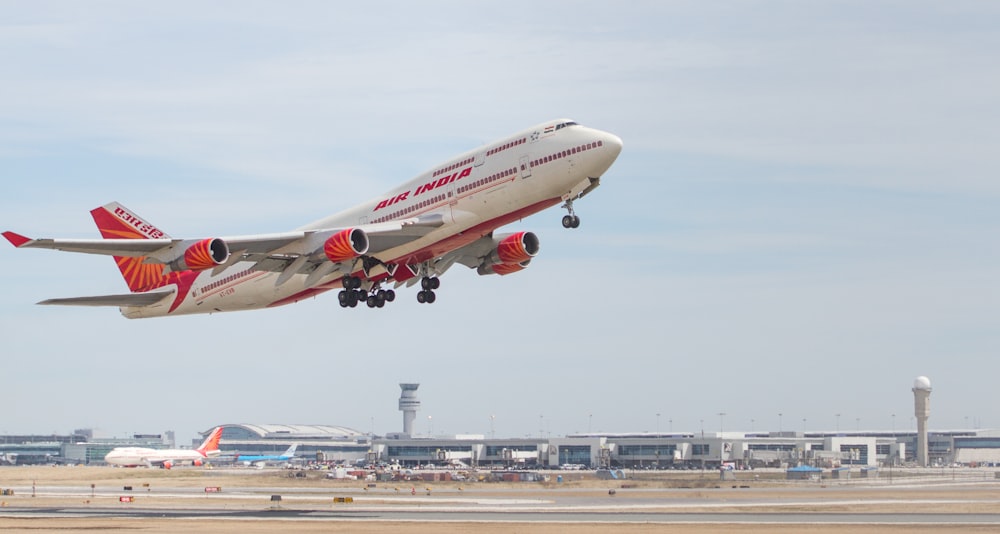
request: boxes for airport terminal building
[3,426,1000,469]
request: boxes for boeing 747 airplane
[104,427,223,469]
[4,119,622,318]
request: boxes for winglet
[2,231,32,248]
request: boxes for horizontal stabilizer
[38,289,175,307]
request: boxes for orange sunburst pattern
[183,239,219,271]
[324,228,360,262]
[497,232,532,264]
[91,205,170,292]
[492,262,528,276]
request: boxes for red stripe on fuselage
[389,197,560,266]
[266,287,332,308]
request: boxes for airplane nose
[603,133,623,158]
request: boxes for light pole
[490,415,496,440]
[836,413,841,432]
[718,412,726,434]
[656,413,661,434]
[427,415,433,437]
[778,413,783,433]
[588,413,592,433]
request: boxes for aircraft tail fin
[90,202,173,293]
[284,443,298,457]
[197,427,224,457]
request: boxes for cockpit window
[555,121,578,131]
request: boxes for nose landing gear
[561,198,581,228]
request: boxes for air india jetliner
[104,426,223,469]
[3,119,622,318]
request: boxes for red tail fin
[90,202,173,293]
[197,427,224,456]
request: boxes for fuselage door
[519,155,532,179]
[474,151,485,167]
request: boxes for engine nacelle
[193,459,203,467]
[162,460,173,470]
[478,258,531,276]
[483,231,539,267]
[167,238,230,272]
[324,228,369,263]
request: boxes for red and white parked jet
[4,119,622,318]
[104,427,223,469]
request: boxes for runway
[5,506,1000,526]
[2,467,1000,532]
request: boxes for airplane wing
[5,211,447,291]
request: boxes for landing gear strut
[338,275,395,309]
[561,198,581,229]
[416,276,440,304]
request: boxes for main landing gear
[416,276,440,304]
[338,276,396,309]
[561,198,581,229]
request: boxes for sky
[2,2,998,446]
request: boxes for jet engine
[478,259,531,276]
[324,228,370,262]
[166,238,230,272]
[477,231,539,275]
[162,460,173,470]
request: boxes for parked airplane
[3,119,622,318]
[104,427,223,469]
[235,443,298,466]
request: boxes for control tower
[912,376,932,467]
[398,383,421,437]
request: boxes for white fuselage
[122,120,622,318]
[104,446,211,467]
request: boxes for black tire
[572,215,581,228]
[367,296,377,308]
[385,289,396,302]
[426,291,436,303]
[417,291,427,303]
[338,290,349,304]
[430,277,440,289]
[421,277,431,290]
[562,215,574,228]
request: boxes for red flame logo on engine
[496,231,538,264]
[183,239,225,271]
[324,228,369,263]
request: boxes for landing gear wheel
[338,290,349,304]
[562,215,574,228]
[366,295,378,308]
[417,290,427,303]
[384,289,396,302]
[430,277,440,290]
[571,215,580,228]
[425,291,436,303]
